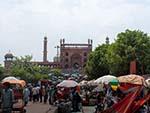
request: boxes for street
[26,102,95,113]
[26,102,57,113]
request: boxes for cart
[1,77,26,113]
[12,87,25,113]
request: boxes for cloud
[0,0,150,64]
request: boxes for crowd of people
[0,78,150,113]
[26,83,83,112]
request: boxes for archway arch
[71,53,82,70]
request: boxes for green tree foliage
[50,69,62,77]
[86,29,150,79]
[10,55,50,82]
[0,64,4,80]
[110,29,150,75]
[85,44,110,79]
[0,64,4,75]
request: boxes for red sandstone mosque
[4,37,93,74]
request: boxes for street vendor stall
[118,74,145,92]
[97,74,150,113]
[118,74,144,85]
[1,76,26,113]
[56,80,79,113]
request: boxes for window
[65,58,69,62]
[84,58,87,62]
[84,52,87,56]
[66,52,69,56]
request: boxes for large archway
[71,53,82,70]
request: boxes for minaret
[106,36,109,44]
[43,36,48,62]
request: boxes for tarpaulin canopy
[118,74,144,85]
[102,86,150,113]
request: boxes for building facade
[60,39,92,74]
[4,37,92,74]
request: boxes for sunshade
[118,74,144,85]
[88,80,98,86]
[57,80,79,87]
[145,78,150,88]
[94,75,117,84]
[2,76,26,87]
[2,76,19,82]
[110,79,119,85]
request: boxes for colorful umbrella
[110,79,119,85]
[110,79,119,91]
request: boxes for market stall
[1,76,26,113]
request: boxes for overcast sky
[0,0,150,64]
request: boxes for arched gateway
[60,39,92,74]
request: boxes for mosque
[4,37,93,74]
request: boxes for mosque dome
[4,52,14,59]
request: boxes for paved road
[72,106,95,113]
[83,106,95,113]
[26,102,57,113]
[26,102,95,113]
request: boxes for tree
[50,69,62,77]
[0,64,4,80]
[109,29,150,75]
[85,29,150,79]
[85,44,110,79]
[10,55,51,82]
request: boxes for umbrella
[94,75,117,84]
[2,76,19,82]
[110,79,119,91]
[2,76,26,87]
[145,78,150,88]
[88,80,98,86]
[118,74,144,85]
[57,80,79,88]
[110,79,119,85]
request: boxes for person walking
[72,86,82,112]
[1,82,14,113]
[39,86,44,103]
[23,86,30,106]
[43,86,48,104]
[32,86,37,103]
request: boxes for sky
[0,0,150,65]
